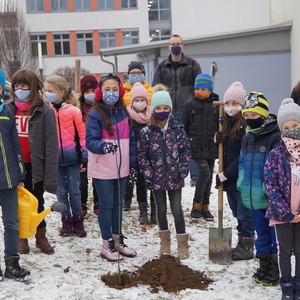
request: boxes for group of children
[1,65,300,299]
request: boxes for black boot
[232,235,243,252]
[252,252,271,283]
[232,237,254,260]
[138,202,149,225]
[191,202,202,219]
[201,204,214,221]
[294,277,300,300]
[261,253,279,286]
[150,198,157,224]
[280,277,294,300]
[4,256,30,282]
[123,185,133,211]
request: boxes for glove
[215,172,228,188]
[214,131,223,144]
[128,168,138,186]
[103,142,118,154]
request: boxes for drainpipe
[140,52,150,83]
[99,51,116,74]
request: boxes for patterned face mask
[194,90,211,100]
[102,91,119,105]
[282,126,300,140]
[224,106,242,117]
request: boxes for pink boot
[100,238,124,262]
[112,234,137,258]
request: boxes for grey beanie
[277,98,300,131]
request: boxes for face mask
[153,111,171,121]
[84,93,95,103]
[170,45,182,56]
[102,91,119,105]
[128,74,145,85]
[224,106,242,117]
[245,117,264,129]
[133,101,147,111]
[45,92,59,103]
[14,89,30,102]
[15,102,31,112]
[195,90,211,100]
[282,127,300,140]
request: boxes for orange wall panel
[70,31,77,56]
[46,32,54,57]
[114,0,120,10]
[91,0,97,10]
[116,29,122,46]
[93,30,100,55]
[44,0,51,12]
[68,0,74,11]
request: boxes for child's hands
[214,131,223,144]
[215,172,227,188]
[103,142,118,154]
[291,211,300,222]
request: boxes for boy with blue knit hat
[238,91,281,286]
[182,73,220,221]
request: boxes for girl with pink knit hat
[125,82,156,225]
[215,81,255,260]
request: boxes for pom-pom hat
[223,81,246,104]
[277,98,300,131]
[130,82,148,104]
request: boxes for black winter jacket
[181,93,219,159]
[291,88,300,106]
[152,53,201,112]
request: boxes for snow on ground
[0,171,281,300]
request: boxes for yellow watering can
[18,186,67,239]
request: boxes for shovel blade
[209,227,232,264]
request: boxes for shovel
[209,102,232,264]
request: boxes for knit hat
[80,75,98,95]
[194,73,213,91]
[0,70,5,92]
[151,90,173,112]
[277,98,300,131]
[242,92,269,119]
[223,81,246,104]
[130,82,148,104]
[128,61,145,74]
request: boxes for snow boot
[4,256,30,282]
[138,202,149,225]
[73,214,87,237]
[201,204,214,221]
[252,252,271,283]
[294,277,300,300]
[18,239,29,254]
[35,227,54,254]
[112,234,137,257]
[100,238,124,262]
[59,215,73,236]
[232,237,254,260]
[159,230,171,255]
[280,277,294,300]
[232,235,243,252]
[177,233,189,259]
[261,253,279,286]
[150,198,157,224]
[191,202,202,219]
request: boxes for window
[74,0,91,11]
[98,0,114,9]
[148,0,170,21]
[53,33,70,55]
[30,34,48,56]
[149,29,170,42]
[122,29,139,46]
[76,32,93,55]
[121,0,137,9]
[51,0,68,11]
[99,31,116,48]
[26,0,44,12]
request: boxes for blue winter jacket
[0,106,25,189]
[237,115,281,210]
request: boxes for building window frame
[122,29,139,46]
[74,0,91,11]
[149,28,171,42]
[148,0,171,22]
[76,32,94,55]
[26,0,44,13]
[53,32,71,56]
[121,0,137,9]
[30,33,48,57]
[97,0,114,10]
[99,31,116,49]
[51,0,68,11]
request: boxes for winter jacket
[0,106,25,189]
[152,53,201,112]
[86,106,137,180]
[237,115,281,210]
[137,117,191,191]
[52,103,87,167]
[264,140,295,223]
[7,102,58,193]
[123,82,152,106]
[291,88,300,106]
[181,93,219,159]
[223,117,246,192]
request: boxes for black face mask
[245,117,264,129]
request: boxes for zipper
[0,132,12,188]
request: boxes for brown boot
[18,239,30,254]
[35,227,55,255]
[158,230,171,256]
[177,233,189,259]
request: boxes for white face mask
[133,101,147,111]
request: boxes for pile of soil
[101,255,213,293]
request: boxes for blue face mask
[45,92,59,103]
[170,45,182,56]
[103,91,119,105]
[128,74,145,85]
[84,93,95,103]
[14,89,30,102]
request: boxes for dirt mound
[101,255,213,293]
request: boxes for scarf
[283,136,300,164]
[126,105,151,124]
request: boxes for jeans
[153,189,186,234]
[80,170,98,206]
[190,159,199,180]
[57,165,82,216]
[93,177,127,240]
[193,159,215,204]
[0,188,19,257]
[226,191,254,237]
